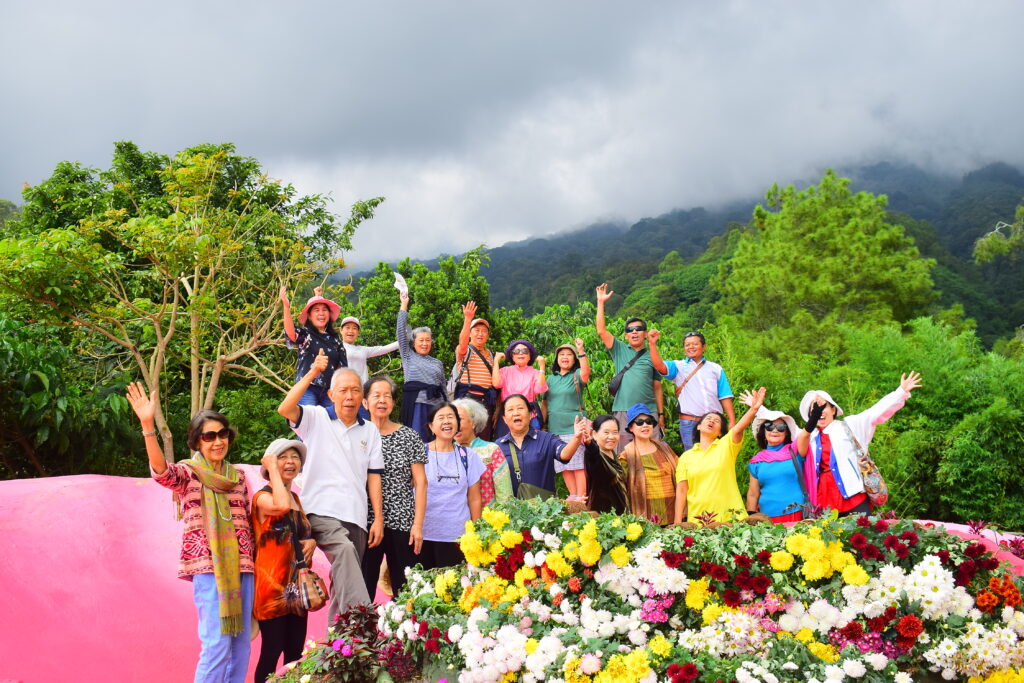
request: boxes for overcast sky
[3,1,1023,267]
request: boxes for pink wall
[0,466,331,683]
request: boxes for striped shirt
[456,344,494,388]
[397,310,446,405]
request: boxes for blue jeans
[299,385,336,420]
[192,572,254,683]
[679,417,698,451]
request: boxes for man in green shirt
[595,283,665,447]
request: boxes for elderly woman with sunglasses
[674,386,766,526]
[126,382,254,683]
[741,396,809,523]
[491,338,547,439]
[619,403,679,526]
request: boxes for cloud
[3,1,1023,266]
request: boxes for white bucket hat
[751,407,800,442]
[260,438,307,480]
[799,390,844,421]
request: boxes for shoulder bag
[572,370,586,415]
[609,349,647,397]
[288,510,328,612]
[673,359,706,397]
[840,420,889,507]
[508,441,555,500]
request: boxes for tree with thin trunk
[0,141,382,463]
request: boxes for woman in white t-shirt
[420,403,484,569]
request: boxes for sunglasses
[625,325,647,333]
[199,427,233,443]
[632,417,657,427]
[511,347,530,355]
[763,423,788,433]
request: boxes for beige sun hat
[260,438,307,480]
[799,390,844,421]
[751,407,800,441]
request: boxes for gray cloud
[3,1,1023,267]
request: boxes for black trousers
[255,612,307,682]
[360,526,420,599]
[419,540,465,571]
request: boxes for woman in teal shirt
[542,339,590,500]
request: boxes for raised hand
[462,300,477,319]
[747,387,766,410]
[399,291,410,310]
[536,356,547,372]
[647,329,661,344]
[493,351,506,364]
[261,452,279,478]
[574,337,585,353]
[574,415,591,443]
[279,285,290,305]
[737,389,757,408]
[311,348,328,376]
[804,400,825,432]
[126,381,157,426]
[313,286,323,297]
[595,283,613,304]
[900,371,923,393]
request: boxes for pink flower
[341,644,353,657]
[580,653,602,675]
[331,639,344,651]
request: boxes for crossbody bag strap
[508,441,523,483]
[468,345,493,374]
[612,348,647,383]
[840,420,867,459]
[572,370,584,413]
[787,445,808,498]
[287,510,309,570]
[674,359,706,397]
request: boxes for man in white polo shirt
[649,331,735,452]
[278,350,385,621]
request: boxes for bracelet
[142,430,157,437]
[578,353,586,358]
[746,510,757,515]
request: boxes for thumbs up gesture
[311,348,329,376]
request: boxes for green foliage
[0,314,136,478]
[0,141,380,459]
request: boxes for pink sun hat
[299,295,341,325]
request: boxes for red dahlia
[849,533,868,550]
[839,621,864,640]
[896,614,923,639]
[722,589,742,607]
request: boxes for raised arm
[396,292,412,358]
[728,387,765,443]
[575,338,591,383]
[534,356,548,393]
[647,328,668,375]
[491,352,506,388]
[456,300,477,361]
[126,382,169,475]
[255,452,294,522]
[279,285,298,343]
[796,401,824,457]
[595,283,614,349]
[558,417,588,461]
[278,349,328,423]
[654,380,665,431]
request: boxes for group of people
[134,281,922,682]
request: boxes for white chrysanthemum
[894,673,913,683]
[864,652,889,671]
[842,659,867,678]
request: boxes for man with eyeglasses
[649,330,735,452]
[277,350,385,623]
[595,283,665,447]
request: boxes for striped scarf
[180,453,244,636]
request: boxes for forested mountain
[357,160,1023,345]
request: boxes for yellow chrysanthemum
[794,628,815,643]
[785,533,809,555]
[500,672,516,683]
[524,638,539,655]
[801,557,832,581]
[685,577,711,610]
[500,529,524,549]
[489,540,504,556]
[647,634,671,659]
[968,668,1024,683]
[625,523,644,541]
[579,540,603,566]
[579,519,599,542]
[808,526,823,539]
[702,603,724,625]
[769,551,795,572]
[563,656,592,683]
[807,641,840,663]
[546,551,574,578]
[514,566,537,588]
[563,541,580,561]
[842,564,870,586]
[482,507,510,531]
[609,545,631,567]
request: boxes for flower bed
[278,500,1024,682]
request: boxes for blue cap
[626,403,654,426]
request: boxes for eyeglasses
[625,325,647,333]
[763,423,788,433]
[199,427,232,442]
[511,347,530,355]
[632,417,657,427]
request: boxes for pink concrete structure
[0,465,334,683]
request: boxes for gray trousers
[307,514,370,625]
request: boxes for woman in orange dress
[252,439,317,683]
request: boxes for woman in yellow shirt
[674,386,765,525]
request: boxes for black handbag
[609,349,646,397]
